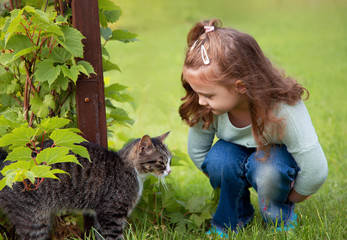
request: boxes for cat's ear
[139,135,153,153]
[155,131,170,143]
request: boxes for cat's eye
[142,160,157,164]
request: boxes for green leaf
[0,115,16,134]
[61,64,79,83]
[101,46,110,58]
[168,212,185,224]
[109,107,132,121]
[50,129,86,146]
[50,169,69,176]
[99,10,108,28]
[54,73,70,91]
[190,214,203,226]
[98,0,122,12]
[24,7,64,37]
[55,15,68,24]
[56,25,85,58]
[0,161,33,176]
[74,64,88,76]
[48,47,72,63]
[5,146,33,162]
[104,83,133,103]
[30,165,59,179]
[69,144,90,160]
[25,171,36,184]
[36,146,68,164]
[0,178,7,191]
[105,83,128,92]
[14,46,40,59]
[77,61,95,75]
[111,29,138,43]
[38,117,71,133]
[36,147,81,166]
[5,171,17,188]
[171,149,189,166]
[199,211,212,221]
[0,52,16,65]
[108,92,133,103]
[185,196,207,213]
[0,126,35,148]
[30,94,56,118]
[50,129,89,160]
[34,59,61,86]
[100,27,112,41]
[103,10,121,23]
[102,57,121,72]
[4,9,24,45]
[5,34,32,51]
[108,107,134,127]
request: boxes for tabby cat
[0,132,171,240]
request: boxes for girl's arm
[288,188,310,203]
[279,101,328,197]
[187,122,215,170]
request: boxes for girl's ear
[234,80,246,94]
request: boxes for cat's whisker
[160,178,169,191]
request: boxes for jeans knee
[246,146,299,202]
[202,155,233,188]
[202,140,248,188]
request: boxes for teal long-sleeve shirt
[187,100,328,196]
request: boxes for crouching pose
[179,19,328,236]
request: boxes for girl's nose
[198,96,208,106]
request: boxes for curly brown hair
[179,19,308,157]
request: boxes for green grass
[103,0,347,239]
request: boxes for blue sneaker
[275,213,297,232]
[206,226,228,238]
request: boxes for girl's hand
[288,188,310,203]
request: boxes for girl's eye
[205,95,212,99]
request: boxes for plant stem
[44,0,49,12]
[9,0,14,10]
[10,94,23,106]
[23,74,30,122]
[29,111,35,128]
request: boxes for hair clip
[201,45,210,65]
[190,40,198,51]
[204,26,215,33]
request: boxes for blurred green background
[105,0,346,198]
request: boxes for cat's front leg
[95,209,127,240]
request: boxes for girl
[179,19,328,236]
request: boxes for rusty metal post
[71,0,107,148]
[71,0,107,233]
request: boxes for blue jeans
[201,140,300,232]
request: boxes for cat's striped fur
[0,132,171,240]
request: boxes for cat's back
[0,142,139,210]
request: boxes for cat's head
[132,132,172,178]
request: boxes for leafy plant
[0,0,139,237]
[0,0,137,130]
[0,5,95,127]
[98,0,137,128]
[0,116,89,191]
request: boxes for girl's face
[186,71,246,115]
